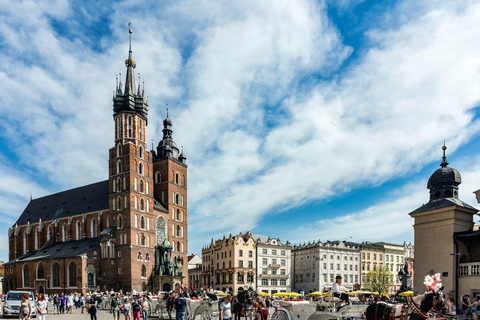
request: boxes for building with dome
[3,30,188,294]
[410,145,478,301]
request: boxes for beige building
[188,254,203,291]
[410,147,478,302]
[202,232,256,292]
[360,242,405,293]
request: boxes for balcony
[459,262,480,276]
[269,264,281,269]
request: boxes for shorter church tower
[410,145,477,298]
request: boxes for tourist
[122,297,132,320]
[110,293,122,320]
[19,293,32,320]
[131,298,141,320]
[463,294,471,320]
[256,301,268,320]
[206,283,218,301]
[67,293,74,314]
[36,293,47,320]
[219,295,232,320]
[141,296,149,320]
[87,296,98,320]
[174,293,187,320]
[59,293,66,314]
[474,298,479,320]
[74,293,79,309]
[80,294,86,314]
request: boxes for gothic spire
[124,28,136,96]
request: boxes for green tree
[363,266,395,294]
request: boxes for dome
[163,117,172,126]
[427,166,461,189]
[157,138,178,150]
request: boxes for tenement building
[410,145,478,302]
[3,30,188,294]
[188,254,203,291]
[292,240,361,294]
[202,232,256,293]
[254,235,291,294]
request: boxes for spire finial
[440,140,449,167]
[30,192,32,201]
[167,104,169,118]
[128,22,132,52]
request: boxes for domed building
[410,145,478,302]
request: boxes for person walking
[59,293,66,314]
[19,293,32,320]
[141,297,149,320]
[131,298,141,320]
[87,296,98,320]
[463,295,471,320]
[473,298,479,320]
[36,294,47,320]
[174,293,187,320]
[122,297,132,320]
[219,295,232,320]
[80,294,86,314]
[111,293,122,320]
[67,293,74,314]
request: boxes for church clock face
[156,216,166,245]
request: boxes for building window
[141,235,146,246]
[272,250,277,255]
[117,197,122,211]
[68,262,77,287]
[239,250,243,257]
[262,268,267,274]
[281,250,286,256]
[146,253,150,262]
[23,264,30,288]
[117,160,122,174]
[249,251,253,258]
[271,279,278,286]
[262,279,268,286]
[140,198,145,211]
[142,265,146,277]
[176,225,181,237]
[37,263,45,279]
[239,260,243,267]
[91,219,97,237]
[175,172,180,185]
[140,216,145,229]
[118,214,123,229]
[139,163,144,175]
[52,262,60,287]
[248,261,253,268]
[262,249,267,254]
[175,193,180,205]
[139,180,144,193]
[138,252,142,260]
[62,224,67,242]
[139,146,144,158]
[280,279,286,286]
[47,225,53,241]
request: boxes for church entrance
[163,283,171,292]
[39,286,44,294]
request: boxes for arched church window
[62,224,67,242]
[140,199,145,212]
[176,225,181,237]
[118,214,122,229]
[156,216,166,245]
[155,171,161,183]
[176,209,180,221]
[23,264,30,288]
[141,235,146,246]
[37,262,45,279]
[138,252,142,260]
[76,221,81,240]
[23,231,27,254]
[175,193,179,205]
[34,227,39,250]
[140,216,145,229]
[139,180,144,193]
[177,241,180,252]
[139,146,144,158]
[139,162,144,175]
[91,219,97,238]
[141,265,146,277]
[117,197,122,211]
[117,160,122,174]
[117,178,121,193]
[175,173,180,185]
[68,262,77,287]
[117,143,121,157]
[146,253,150,261]
[52,262,60,287]
[128,116,132,138]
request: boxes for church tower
[106,29,157,292]
[152,111,189,280]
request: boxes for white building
[292,240,361,293]
[254,235,292,294]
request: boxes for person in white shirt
[219,295,232,320]
[331,276,349,304]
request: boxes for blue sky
[2,0,480,261]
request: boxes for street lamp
[450,249,461,308]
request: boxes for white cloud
[1,0,480,259]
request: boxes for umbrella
[216,292,226,296]
[272,292,286,297]
[321,293,332,297]
[288,292,302,297]
[349,290,364,296]
[259,292,270,297]
[308,292,322,296]
[398,291,414,297]
[372,292,379,295]
[362,291,372,294]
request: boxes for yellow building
[202,232,256,293]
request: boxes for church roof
[15,180,110,226]
[409,197,478,215]
[6,238,100,264]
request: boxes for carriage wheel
[276,310,290,320]
[201,309,212,320]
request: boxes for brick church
[4,30,188,294]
